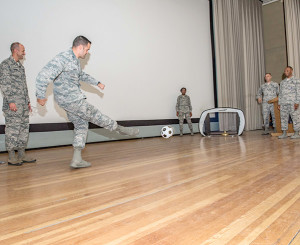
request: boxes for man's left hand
[295,104,299,110]
[28,103,32,113]
[97,83,105,90]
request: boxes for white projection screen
[0,0,214,125]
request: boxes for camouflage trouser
[61,99,118,149]
[280,104,300,131]
[4,103,29,151]
[178,112,193,133]
[262,102,276,129]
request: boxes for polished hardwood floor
[0,131,299,245]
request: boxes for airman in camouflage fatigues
[36,36,138,168]
[36,48,118,149]
[0,43,36,165]
[256,75,279,134]
[278,67,300,139]
[176,87,193,136]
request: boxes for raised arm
[79,71,99,86]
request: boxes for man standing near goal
[36,36,139,168]
[278,66,300,139]
[176,87,193,136]
[256,73,279,135]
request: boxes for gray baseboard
[0,123,199,152]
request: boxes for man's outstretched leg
[116,125,139,136]
[64,100,139,136]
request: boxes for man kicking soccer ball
[36,36,139,169]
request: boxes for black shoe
[20,158,37,163]
[8,162,23,166]
[261,131,270,135]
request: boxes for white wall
[0,0,214,124]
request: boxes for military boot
[18,149,36,163]
[262,128,270,135]
[189,126,194,136]
[291,131,300,139]
[179,129,183,136]
[116,125,139,136]
[70,148,91,169]
[8,150,23,166]
[278,130,288,139]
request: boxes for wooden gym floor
[0,131,299,245]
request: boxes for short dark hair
[265,73,272,76]
[10,42,20,53]
[180,87,186,92]
[287,66,293,70]
[72,36,91,47]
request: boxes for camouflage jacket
[0,56,30,111]
[278,76,300,105]
[256,81,279,103]
[176,95,192,113]
[36,48,99,105]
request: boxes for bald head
[10,42,25,61]
[11,42,22,53]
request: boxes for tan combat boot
[8,150,23,166]
[70,148,91,169]
[18,149,36,163]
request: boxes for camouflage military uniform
[278,76,300,131]
[0,56,30,151]
[176,95,193,133]
[36,48,117,149]
[256,81,279,129]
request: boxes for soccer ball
[161,126,174,138]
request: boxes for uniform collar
[9,55,21,66]
[69,48,78,60]
[286,76,294,81]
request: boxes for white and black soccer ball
[161,126,174,138]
